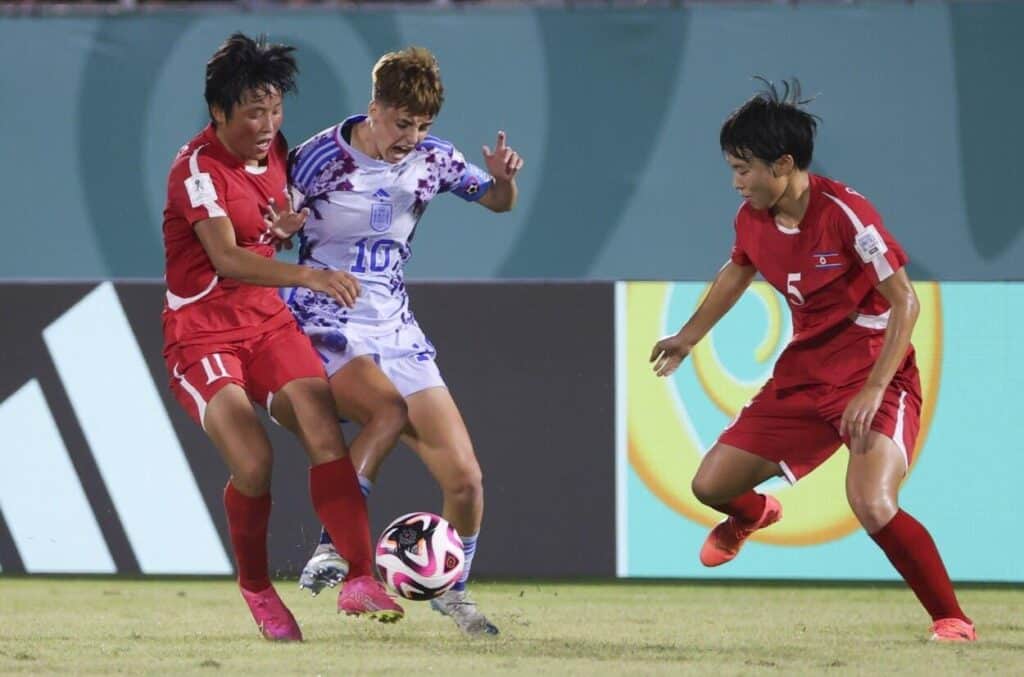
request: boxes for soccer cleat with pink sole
[337,575,404,623]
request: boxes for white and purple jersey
[285,115,492,337]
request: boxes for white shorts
[303,319,446,399]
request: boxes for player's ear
[774,154,795,177]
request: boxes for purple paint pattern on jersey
[283,116,492,335]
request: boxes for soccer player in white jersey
[277,46,523,635]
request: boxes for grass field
[1,579,1021,675]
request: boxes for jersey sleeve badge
[853,224,889,263]
[185,172,218,208]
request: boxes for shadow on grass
[340,633,818,665]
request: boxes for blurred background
[0,0,1020,583]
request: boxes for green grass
[0,579,1021,675]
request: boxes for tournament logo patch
[853,224,888,263]
[812,251,843,269]
[185,172,217,208]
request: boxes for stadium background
[0,2,1020,583]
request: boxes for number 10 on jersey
[351,238,396,273]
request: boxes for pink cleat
[929,618,977,642]
[240,585,303,642]
[338,575,404,623]
[700,495,783,567]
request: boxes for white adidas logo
[0,283,231,575]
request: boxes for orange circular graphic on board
[627,282,941,546]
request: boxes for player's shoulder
[418,134,457,157]
[168,130,225,181]
[292,123,340,155]
[290,124,344,178]
[813,174,881,227]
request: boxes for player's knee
[848,492,897,533]
[231,456,272,494]
[287,399,348,462]
[365,396,408,438]
[443,458,483,506]
[691,474,723,507]
[307,436,346,465]
[300,415,348,464]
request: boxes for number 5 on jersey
[787,272,806,306]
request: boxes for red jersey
[162,125,294,351]
[730,174,912,390]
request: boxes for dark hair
[204,33,298,122]
[720,77,818,170]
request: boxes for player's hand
[650,333,695,377]
[840,384,885,454]
[306,269,361,308]
[482,131,524,182]
[263,198,309,240]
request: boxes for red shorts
[165,320,326,428]
[718,368,922,483]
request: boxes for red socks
[708,493,968,623]
[223,482,271,592]
[870,509,969,622]
[309,457,373,579]
[712,490,767,524]
[223,457,373,589]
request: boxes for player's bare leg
[204,385,301,641]
[691,443,784,567]
[844,431,904,533]
[328,356,410,481]
[272,377,403,622]
[402,387,482,538]
[400,386,495,636]
[847,431,974,641]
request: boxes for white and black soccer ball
[375,512,465,601]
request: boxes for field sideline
[1,579,1021,675]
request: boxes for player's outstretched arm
[477,131,523,213]
[650,260,756,377]
[839,268,920,451]
[194,217,360,307]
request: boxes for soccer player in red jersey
[650,80,975,642]
[162,33,402,640]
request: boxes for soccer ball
[375,512,464,601]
